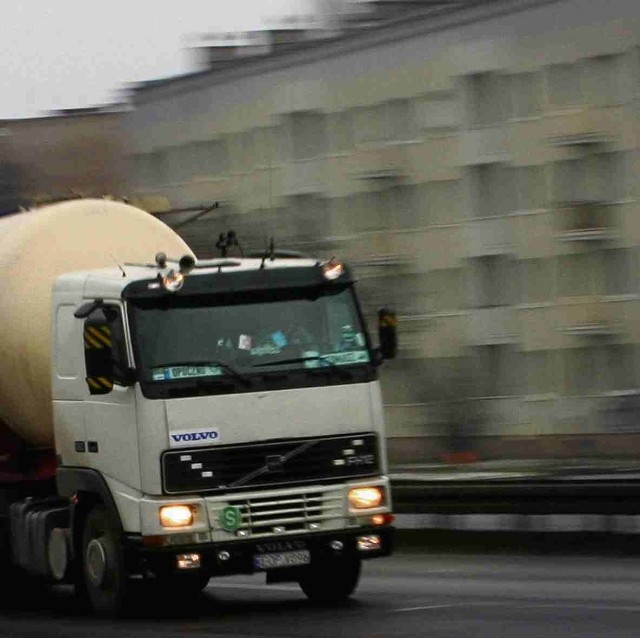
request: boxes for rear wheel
[298,555,361,604]
[81,505,128,616]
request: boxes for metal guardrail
[390,476,640,533]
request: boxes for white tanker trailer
[0,198,397,616]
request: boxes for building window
[525,350,559,395]
[282,194,330,242]
[509,72,543,119]
[131,151,166,188]
[564,347,600,396]
[564,345,639,396]
[328,111,354,154]
[468,163,513,217]
[585,54,625,106]
[553,153,627,204]
[465,72,506,126]
[520,258,555,304]
[558,252,603,298]
[472,345,521,397]
[289,111,327,160]
[353,99,417,145]
[513,165,547,211]
[471,255,515,307]
[414,180,461,225]
[604,248,638,296]
[604,345,639,393]
[416,92,459,133]
[429,268,465,312]
[546,62,583,108]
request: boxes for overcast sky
[0,1,319,120]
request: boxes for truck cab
[48,252,396,613]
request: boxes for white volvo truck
[0,199,397,615]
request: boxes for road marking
[209,582,300,592]
[393,605,457,612]
[393,601,640,614]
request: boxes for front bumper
[130,525,394,578]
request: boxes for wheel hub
[86,538,107,587]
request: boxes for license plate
[254,549,311,570]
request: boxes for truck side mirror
[377,307,398,360]
[83,311,115,395]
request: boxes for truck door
[81,304,140,491]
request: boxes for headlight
[348,486,384,510]
[159,504,193,527]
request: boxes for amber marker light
[348,486,384,510]
[372,513,395,526]
[159,504,193,528]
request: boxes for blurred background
[4,0,640,472]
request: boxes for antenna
[110,253,127,278]
[173,201,219,230]
[260,237,276,270]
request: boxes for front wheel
[81,505,128,616]
[298,555,361,604]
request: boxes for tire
[81,505,128,616]
[298,555,361,604]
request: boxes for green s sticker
[220,506,242,532]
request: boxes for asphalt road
[3,539,640,637]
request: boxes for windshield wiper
[154,360,252,386]
[252,355,352,378]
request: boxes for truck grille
[162,432,378,495]
[229,485,344,537]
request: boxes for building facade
[0,107,124,214]
[122,0,640,461]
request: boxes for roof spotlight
[322,258,345,281]
[162,270,185,292]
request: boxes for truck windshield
[129,285,371,388]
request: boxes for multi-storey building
[118,0,640,462]
[0,106,125,214]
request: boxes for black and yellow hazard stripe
[379,314,398,328]
[84,325,112,349]
[86,376,114,393]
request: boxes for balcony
[561,298,617,337]
[459,127,509,166]
[280,159,325,196]
[556,201,617,242]
[463,217,512,257]
[352,145,408,181]
[468,307,518,346]
[545,108,618,148]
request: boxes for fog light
[176,553,201,570]
[357,535,381,552]
[159,505,193,528]
[348,486,384,510]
